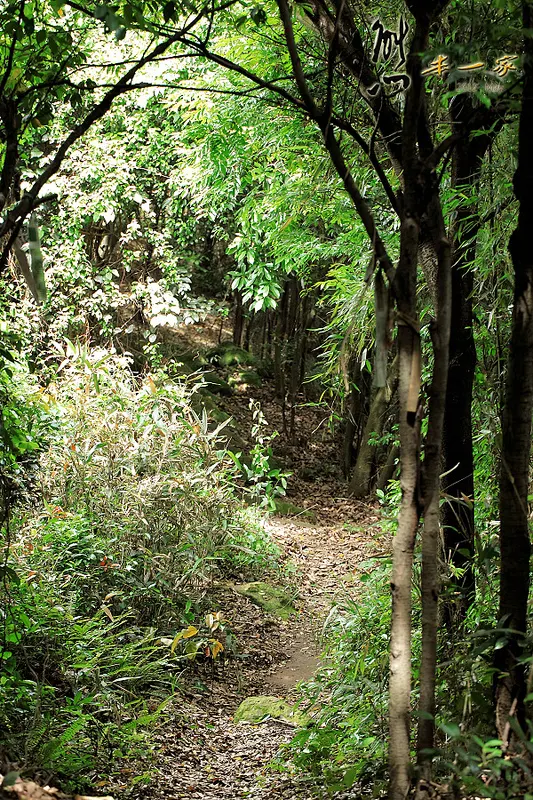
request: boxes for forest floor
[124,318,388,800]
[2,316,388,800]
[130,498,386,800]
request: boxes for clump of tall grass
[0,341,278,790]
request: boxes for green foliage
[437,724,533,799]
[40,343,277,607]
[0,342,278,789]
[0,322,55,477]
[228,399,291,510]
[0,572,175,788]
[164,610,234,663]
[375,479,402,536]
[289,559,395,794]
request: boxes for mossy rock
[233,581,297,619]
[234,696,310,727]
[207,342,259,368]
[170,349,209,370]
[197,371,233,396]
[228,369,262,389]
[190,390,231,425]
[272,498,316,521]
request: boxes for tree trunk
[233,289,244,347]
[342,358,363,477]
[387,9,433,791]
[417,230,452,780]
[288,277,304,439]
[377,443,400,491]
[244,311,254,350]
[495,5,533,735]
[349,357,398,498]
[273,283,289,398]
[389,316,420,800]
[441,246,476,611]
[442,103,495,617]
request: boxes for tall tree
[442,97,498,617]
[495,0,533,737]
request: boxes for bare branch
[276,0,318,114]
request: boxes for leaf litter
[119,503,383,800]
[119,346,386,800]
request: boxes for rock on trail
[127,502,382,800]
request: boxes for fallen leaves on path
[121,495,382,800]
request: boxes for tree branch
[276,0,319,114]
[0,24,203,243]
[0,0,25,98]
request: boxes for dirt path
[129,496,384,800]
[117,319,388,799]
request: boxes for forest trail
[131,497,385,800]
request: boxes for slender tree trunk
[495,6,533,734]
[442,111,494,617]
[342,358,371,477]
[244,311,254,350]
[298,292,311,389]
[349,357,398,497]
[233,289,244,347]
[416,493,439,782]
[377,443,400,491]
[259,311,267,359]
[417,231,452,780]
[288,278,304,439]
[273,283,289,398]
[342,358,361,477]
[441,252,476,610]
[389,315,420,800]
[387,8,434,791]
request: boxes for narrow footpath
[134,495,385,800]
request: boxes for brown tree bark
[417,231,452,780]
[349,357,398,498]
[386,7,438,791]
[377,443,400,491]
[495,2,533,736]
[233,289,244,347]
[389,312,420,800]
[342,357,369,477]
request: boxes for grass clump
[289,559,392,795]
[0,342,278,791]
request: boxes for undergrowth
[288,480,531,799]
[289,557,397,796]
[0,341,278,790]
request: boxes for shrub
[0,341,278,789]
[289,558,394,795]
